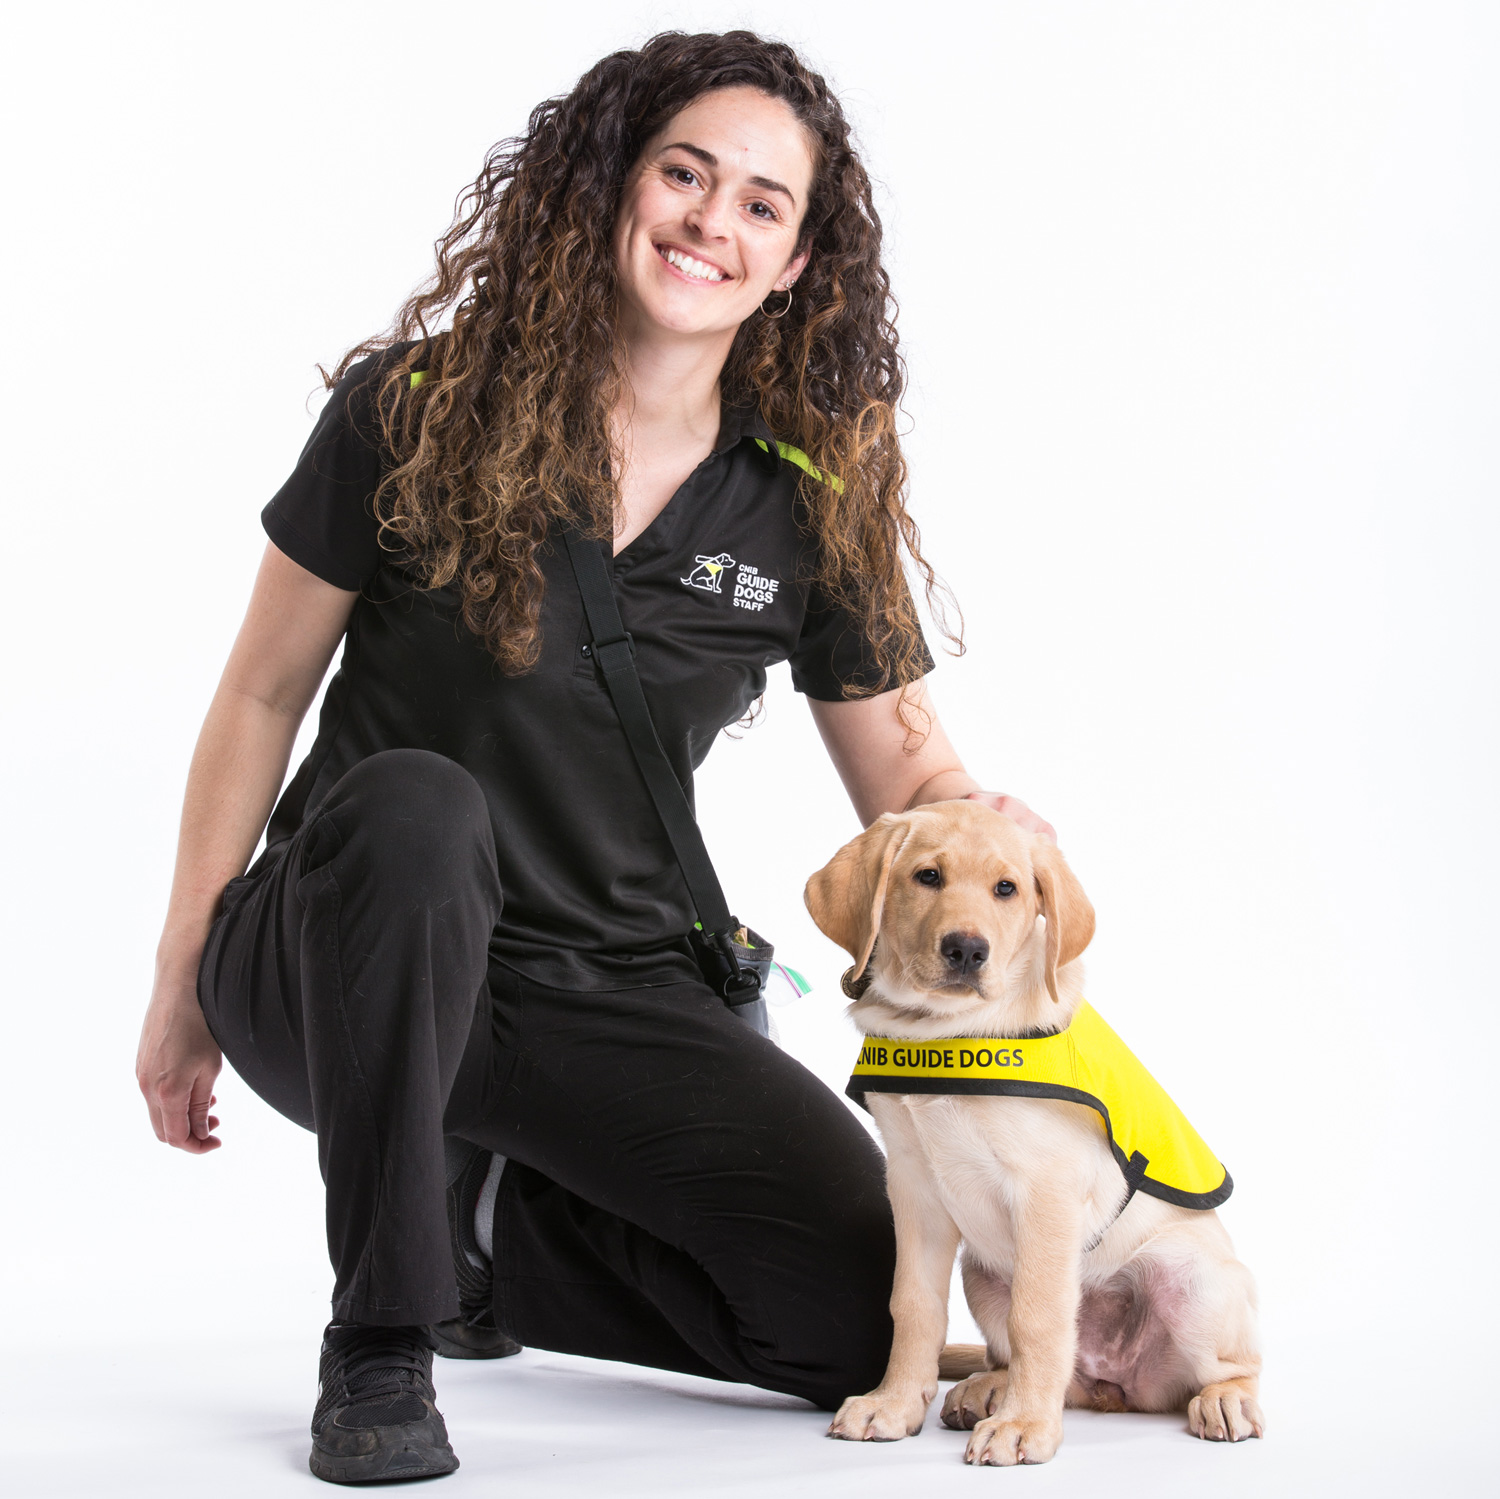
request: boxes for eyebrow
[657,141,798,208]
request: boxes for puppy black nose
[940,932,989,975]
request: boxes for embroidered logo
[731,563,781,613]
[681,553,736,593]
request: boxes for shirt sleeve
[261,355,387,590]
[788,574,937,701]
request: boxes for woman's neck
[615,317,734,447]
[608,322,735,552]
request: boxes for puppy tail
[938,1344,989,1381]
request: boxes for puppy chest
[899,1094,1128,1252]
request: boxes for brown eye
[994,880,1016,898]
[914,868,941,887]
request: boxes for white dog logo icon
[680,553,736,593]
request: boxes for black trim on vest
[847,1075,1233,1211]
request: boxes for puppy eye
[914,868,942,887]
[994,880,1016,898]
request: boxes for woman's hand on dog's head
[963,791,1057,845]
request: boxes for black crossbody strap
[562,527,745,972]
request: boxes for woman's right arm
[137,542,357,1154]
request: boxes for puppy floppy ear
[1032,841,1095,1003]
[804,814,911,994]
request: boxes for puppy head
[804,800,1094,1020]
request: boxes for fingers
[998,796,1056,843]
[175,1078,223,1153]
[137,1000,223,1153]
[148,1074,223,1154]
[159,1081,194,1147]
[964,791,1058,844]
[163,1090,221,1153]
[142,1088,167,1144]
[188,1087,217,1142]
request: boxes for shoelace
[321,1324,434,1405]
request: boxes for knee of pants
[310,750,500,908]
[807,1199,899,1401]
[746,1191,896,1407]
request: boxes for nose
[940,931,990,976]
[686,187,732,240]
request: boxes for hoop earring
[760,286,793,319]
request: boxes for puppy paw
[1188,1381,1264,1442]
[964,1410,1063,1466]
[827,1391,928,1442]
[940,1370,1009,1429]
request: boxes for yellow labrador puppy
[807,801,1262,1466]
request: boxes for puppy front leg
[964,1185,1084,1466]
[828,1140,959,1442]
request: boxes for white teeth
[663,247,724,282]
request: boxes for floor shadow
[447,1353,816,1415]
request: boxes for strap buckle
[581,632,635,666]
[709,925,763,1005]
[721,969,763,1004]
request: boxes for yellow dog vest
[847,1001,1231,1211]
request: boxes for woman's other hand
[137,973,223,1153]
[137,543,356,1154]
[962,790,1057,844]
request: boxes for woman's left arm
[808,679,1057,841]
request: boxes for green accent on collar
[754,438,844,494]
[409,370,426,388]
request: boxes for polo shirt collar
[715,400,777,456]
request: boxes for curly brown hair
[329,28,960,694]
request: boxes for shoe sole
[309,1430,459,1485]
[429,1319,523,1361]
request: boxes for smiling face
[612,86,816,343]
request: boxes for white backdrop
[3,2,1496,1495]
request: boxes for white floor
[11,1337,1491,1499]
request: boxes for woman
[136,30,1053,1485]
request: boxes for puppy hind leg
[1189,1375,1264,1442]
[943,1368,1012,1430]
[941,1256,1012,1431]
[1145,1240,1264,1440]
[960,1250,1013,1368]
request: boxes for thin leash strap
[561,526,742,962]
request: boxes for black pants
[198,749,896,1408]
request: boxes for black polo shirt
[261,354,933,989]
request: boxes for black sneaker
[309,1322,459,1485]
[429,1140,522,1361]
